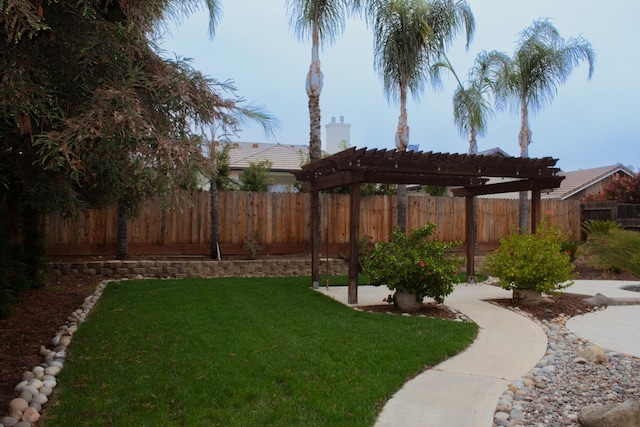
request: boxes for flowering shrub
[560,241,579,262]
[359,223,463,304]
[486,214,575,294]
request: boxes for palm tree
[491,18,595,232]
[448,50,510,154]
[287,0,355,287]
[368,0,474,231]
[287,0,356,162]
[433,51,506,261]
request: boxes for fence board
[45,190,582,256]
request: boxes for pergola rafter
[292,147,564,304]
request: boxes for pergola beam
[451,176,564,197]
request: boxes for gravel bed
[493,307,640,427]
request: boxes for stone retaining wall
[48,258,349,279]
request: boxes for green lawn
[42,276,477,427]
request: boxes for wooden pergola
[292,147,564,304]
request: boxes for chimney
[325,115,351,154]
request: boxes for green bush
[560,241,579,262]
[581,219,622,236]
[581,228,640,278]
[240,160,273,192]
[359,223,463,304]
[486,215,575,294]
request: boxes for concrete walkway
[566,280,640,358]
[318,279,640,426]
[317,283,548,427]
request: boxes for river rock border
[492,306,640,427]
[2,280,108,427]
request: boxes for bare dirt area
[0,261,637,413]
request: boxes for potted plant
[360,223,463,313]
[485,213,575,306]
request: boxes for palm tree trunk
[307,24,323,287]
[396,84,409,232]
[518,101,531,233]
[469,129,478,251]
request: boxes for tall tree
[287,0,354,287]
[490,18,595,232]
[435,50,508,154]
[433,50,507,264]
[368,0,474,231]
[287,0,355,162]
[0,0,276,309]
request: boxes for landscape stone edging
[2,280,109,427]
[48,258,349,279]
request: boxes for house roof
[543,164,635,200]
[224,142,309,171]
[478,147,511,157]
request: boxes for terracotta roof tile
[225,142,309,171]
[544,164,634,200]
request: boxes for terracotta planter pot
[394,289,423,313]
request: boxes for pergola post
[465,195,475,283]
[311,190,320,289]
[531,188,541,233]
[348,183,361,304]
[292,148,564,293]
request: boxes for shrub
[581,219,622,236]
[581,228,640,278]
[486,214,575,294]
[359,223,462,304]
[580,172,640,203]
[245,231,263,259]
[560,241,579,262]
[240,160,273,192]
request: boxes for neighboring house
[224,142,309,192]
[542,164,635,201]
[217,116,352,192]
[466,149,635,201]
[479,158,635,200]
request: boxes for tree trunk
[22,205,47,288]
[209,142,221,260]
[518,100,531,233]
[396,84,409,232]
[397,184,407,233]
[469,130,478,251]
[210,177,220,260]
[116,200,129,260]
[307,25,323,287]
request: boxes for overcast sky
[158,0,639,172]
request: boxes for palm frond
[286,0,348,47]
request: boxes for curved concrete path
[317,283,548,427]
[566,280,640,358]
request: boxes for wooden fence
[581,202,640,235]
[46,191,582,257]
